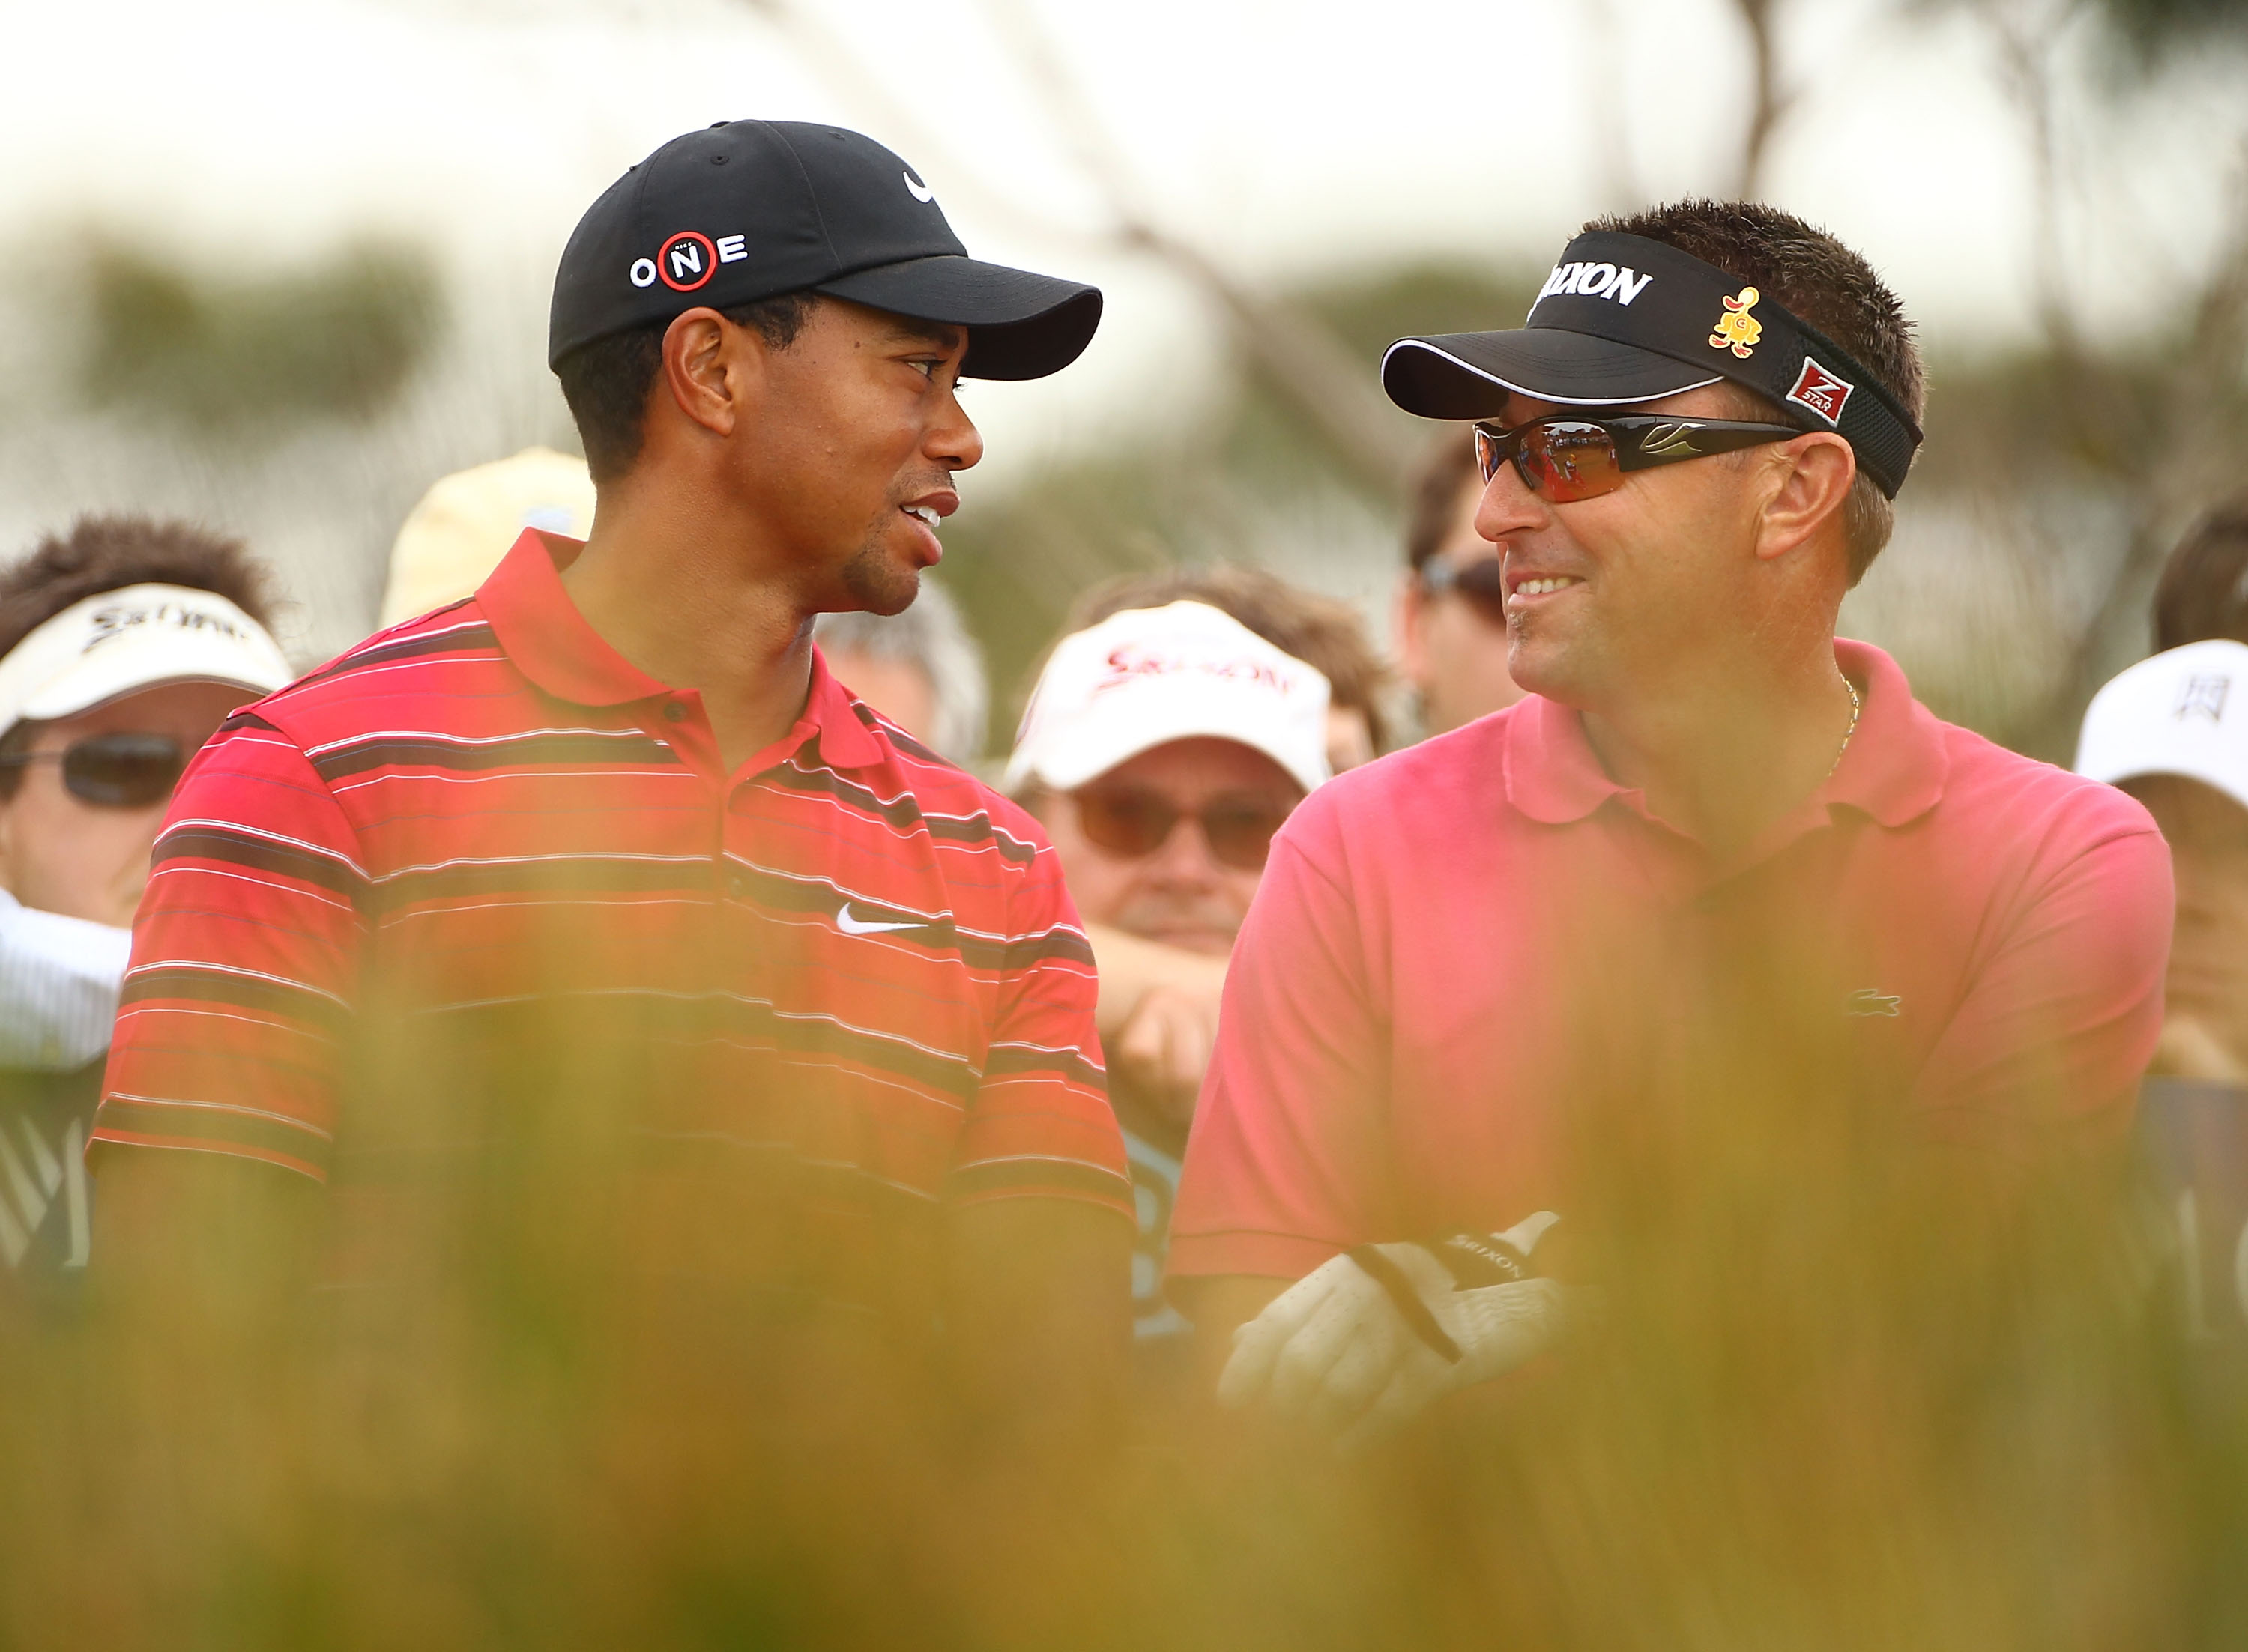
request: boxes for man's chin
[838,545,922,617]
[1507,640,1584,708]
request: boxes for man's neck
[1579,638,1857,859]
[561,481,815,774]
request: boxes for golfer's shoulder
[1930,715,2163,871]
[247,600,510,748]
[1275,706,1521,878]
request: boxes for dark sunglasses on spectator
[1075,785,1293,872]
[1418,554,1511,626]
[1473,414,1804,504]
[0,733,189,808]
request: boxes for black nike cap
[549,120,1103,381]
[1382,231,1921,498]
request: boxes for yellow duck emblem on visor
[1710,286,1762,358]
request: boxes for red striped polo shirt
[92,530,1131,1281]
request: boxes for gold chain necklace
[1826,675,1864,778]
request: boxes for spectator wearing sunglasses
[1008,600,1329,1360]
[0,517,288,1311]
[1175,200,2172,1444]
[1042,566,1386,1205]
[1395,428,1526,737]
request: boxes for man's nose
[931,388,983,472]
[1473,459,1544,545]
[1143,811,1224,886]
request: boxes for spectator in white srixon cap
[813,576,988,763]
[1048,564,1388,1171]
[0,518,289,1308]
[1008,599,1329,1355]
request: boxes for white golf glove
[1217,1212,1570,1451]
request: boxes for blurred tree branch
[736,0,1421,497]
[1900,0,2248,753]
[1731,0,1798,200]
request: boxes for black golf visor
[1382,231,1921,498]
[817,255,1105,381]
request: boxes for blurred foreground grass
[1,905,2239,1652]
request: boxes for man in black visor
[1168,202,2172,1446]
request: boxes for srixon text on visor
[1534,261,1655,308]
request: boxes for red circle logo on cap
[656,231,717,292]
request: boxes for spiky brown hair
[1592,200,1923,584]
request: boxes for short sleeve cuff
[1164,1228,1345,1283]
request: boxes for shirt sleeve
[1166,805,1396,1283]
[91,714,368,1182]
[944,840,1133,1222]
[1910,813,2172,1158]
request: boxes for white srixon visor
[1006,600,1332,798]
[0,583,293,737]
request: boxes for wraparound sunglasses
[1075,786,1294,873]
[1473,414,1804,503]
[0,733,189,808]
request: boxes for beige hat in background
[378,447,597,628]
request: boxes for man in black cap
[92,123,1132,1446]
[1167,201,2172,1444]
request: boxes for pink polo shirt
[1167,641,2173,1284]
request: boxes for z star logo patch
[1710,286,1763,358]
[1786,357,1857,426]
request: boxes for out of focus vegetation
[76,235,444,430]
[4,905,2242,1651]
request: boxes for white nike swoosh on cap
[836,904,923,937]
[902,169,936,203]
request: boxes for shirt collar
[1502,638,1948,833]
[475,529,886,772]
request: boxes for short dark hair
[0,515,277,660]
[1589,200,1924,585]
[2153,494,2248,652]
[1405,428,1481,572]
[0,515,281,796]
[1063,564,1392,754]
[555,293,818,485]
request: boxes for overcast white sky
[1,0,2242,484]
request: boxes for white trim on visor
[1380,338,1722,409]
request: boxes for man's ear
[1753,432,1856,566]
[656,307,761,441]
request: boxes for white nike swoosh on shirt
[836,905,922,937]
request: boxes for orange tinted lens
[1075,789,1178,857]
[1472,425,1503,485]
[1520,420,1623,502]
[1200,801,1290,872]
